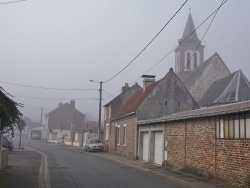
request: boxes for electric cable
[0,0,27,5]
[0,81,98,91]
[103,0,189,83]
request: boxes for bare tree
[16,119,27,148]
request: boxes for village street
[12,137,220,188]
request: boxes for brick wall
[164,116,250,187]
[165,117,216,177]
[216,140,250,187]
[185,117,216,178]
[1,148,9,169]
[110,117,136,159]
[165,121,185,168]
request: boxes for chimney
[70,100,75,108]
[58,102,63,108]
[142,75,156,90]
[122,83,129,92]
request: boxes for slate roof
[138,100,250,125]
[199,70,250,106]
[179,12,200,45]
[112,81,159,120]
[104,83,142,107]
[180,52,230,90]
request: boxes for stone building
[109,68,198,159]
[176,12,250,106]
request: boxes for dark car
[85,139,104,152]
[2,135,14,151]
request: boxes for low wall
[1,148,9,169]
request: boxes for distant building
[46,100,84,140]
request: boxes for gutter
[137,107,250,125]
[110,112,136,122]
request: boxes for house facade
[109,68,199,159]
[103,83,142,151]
[137,101,250,187]
[46,100,85,142]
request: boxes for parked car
[31,133,41,139]
[85,139,104,152]
[2,135,14,151]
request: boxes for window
[194,53,197,69]
[176,53,180,73]
[123,125,127,146]
[108,105,111,119]
[186,52,191,70]
[105,124,109,140]
[216,113,250,139]
[116,125,120,145]
[104,105,111,120]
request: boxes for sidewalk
[0,148,41,188]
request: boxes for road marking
[24,146,51,188]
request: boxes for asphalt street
[19,138,194,188]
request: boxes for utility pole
[90,80,103,141]
[40,108,43,126]
[98,81,103,141]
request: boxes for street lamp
[90,80,103,141]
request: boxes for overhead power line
[14,95,99,101]
[103,0,189,83]
[132,0,228,85]
[0,0,27,5]
[103,0,228,101]
[0,81,98,91]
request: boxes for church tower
[175,12,205,76]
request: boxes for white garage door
[142,132,149,162]
[154,131,163,165]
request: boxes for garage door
[154,131,163,165]
[142,132,149,162]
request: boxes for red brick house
[137,100,250,187]
[103,83,142,151]
[46,100,85,141]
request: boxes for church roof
[179,12,200,45]
[199,70,250,106]
[180,52,229,91]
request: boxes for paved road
[18,138,192,188]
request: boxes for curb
[24,146,51,188]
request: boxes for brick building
[103,83,142,151]
[137,101,250,187]
[46,100,85,140]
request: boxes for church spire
[179,12,200,45]
[175,11,205,76]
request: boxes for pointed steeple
[175,11,205,76]
[179,12,200,45]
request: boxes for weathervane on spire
[188,8,191,12]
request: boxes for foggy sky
[1,0,250,123]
